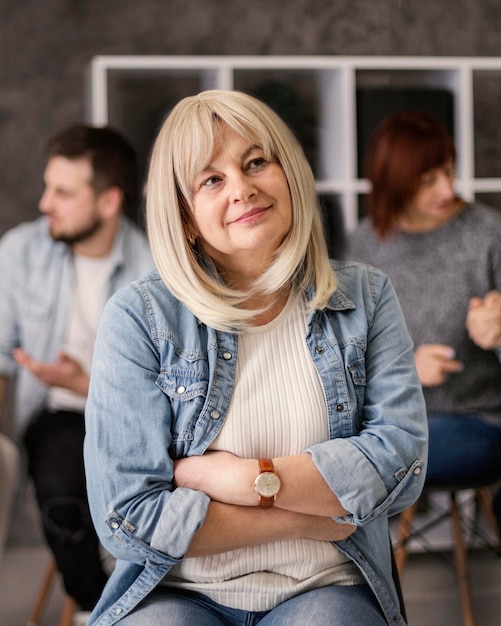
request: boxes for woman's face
[190,124,292,285]
[403,161,457,232]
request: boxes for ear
[97,187,123,219]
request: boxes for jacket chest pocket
[156,366,209,450]
[347,356,367,430]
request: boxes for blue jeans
[116,584,387,626]
[426,412,501,487]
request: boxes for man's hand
[13,348,89,396]
[466,290,501,351]
[414,344,463,387]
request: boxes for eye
[444,164,455,178]
[201,175,222,188]
[247,157,268,170]
[420,171,437,187]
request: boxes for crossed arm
[174,451,356,557]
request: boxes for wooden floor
[1,487,500,626]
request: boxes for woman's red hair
[365,111,456,239]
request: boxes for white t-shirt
[47,252,115,412]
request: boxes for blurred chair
[390,537,407,622]
[393,483,501,626]
[28,543,113,626]
[27,558,76,626]
[0,432,19,561]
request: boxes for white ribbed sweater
[164,294,363,611]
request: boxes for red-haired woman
[349,110,501,531]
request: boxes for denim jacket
[0,216,154,437]
[84,260,428,626]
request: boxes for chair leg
[26,559,58,626]
[27,558,77,626]
[475,487,501,551]
[394,500,419,577]
[59,595,77,626]
[450,492,476,626]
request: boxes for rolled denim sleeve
[84,282,209,565]
[306,269,428,524]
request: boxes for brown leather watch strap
[259,496,275,509]
[256,458,278,509]
[259,458,274,473]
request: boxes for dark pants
[426,412,501,487]
[23,409,108,611]
[426,412,501,539]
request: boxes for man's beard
[50,217,103,245]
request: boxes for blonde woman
[84,90,427,626]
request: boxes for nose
[229,172,256,204]
[436,170,455,201]
[38,188,52,214]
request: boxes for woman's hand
[414,343,463,386]
[299,513,357,542]
[466,290,501,351]
[174,451,258,506]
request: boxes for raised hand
[466,290,501,351]
[414,343,463,387]
[13,348,89,396]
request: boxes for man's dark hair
[46,124,139,220]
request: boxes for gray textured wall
[1,0,501,235]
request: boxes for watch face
[255,471,281,497]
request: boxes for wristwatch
[254,458,281,509]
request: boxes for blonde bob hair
[146,89,336,332]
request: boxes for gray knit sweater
[347,202,501,422]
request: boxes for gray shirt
[347,202,501,421]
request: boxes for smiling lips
[230,205,271,224]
